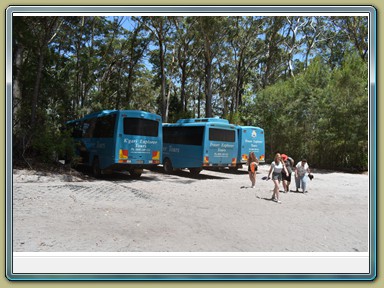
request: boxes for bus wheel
[129,169,142,178]
[92,157,102,178]
[189,168,202,175]
[163,158,174,174]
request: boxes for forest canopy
[12,16,369,171]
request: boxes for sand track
[12,165,369,252]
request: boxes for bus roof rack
[80,109,158,120]
[176,117,229,124]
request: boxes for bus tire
[129,169,142,178]
[163,158,174,174]
[92,157,102,178]
[189,168,202,175]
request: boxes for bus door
[79,118,97,165]
[205,126,237,167]
[117,115,161,165]
[68,120,90,164]
[92,114,117,169]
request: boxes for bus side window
[164,126,203,146]
[73,122,83,138]
[83,119,96,138]
[183,127,204,145]
[67,121,83,138]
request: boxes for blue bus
[162,118,238,175]
[66,110,162,178]
[235,126,265,169]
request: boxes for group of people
[246,152,311,204]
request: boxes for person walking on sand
[281,154,294,193]
[295,158,311,193]
[246,152,259,188]
[267,153,288,203]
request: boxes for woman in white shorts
[267,153,288,203]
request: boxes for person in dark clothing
[281,154,294,192]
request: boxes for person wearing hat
[281,154,294,192]
[294,158,311,193]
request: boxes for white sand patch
[11,165,369,252]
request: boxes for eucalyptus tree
[195,17,229,118]
[12,16,67,160]
[142,16,172,122]
[282,16,307,78]
[171,16,200,114]
[13,17,73,160]
[107,17,152,109]
[13,16,32,133]
[12,16,26,131]
[129,67,159,113]
[259,17,286,88]
[13,17,63,129]
[300,16,327,69]
[226,16,264,121]
[216,52,235,119]
[68,16,113,114]
[334,16,368,61]
[72,17,152,113]
[312,18,351,68]
[189,52,206,118]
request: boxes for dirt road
[12,164,369,252]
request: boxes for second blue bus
[235,126,265,169]
[162,118,238,175]
[66,110,162,178]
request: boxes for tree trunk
[197,78,202,118]
[205,61,213,118]
[235,60,244,113]
[180,64,187,112]
[12,40,24,130]
[159,41,168,122]
[30,46,45,129]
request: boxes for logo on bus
[251,130,257,138]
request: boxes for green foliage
[249,52,368,170]
[31,124,75,164]
[225,111,241,125]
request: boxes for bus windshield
[124,118,159,137]
[209,128,235,142]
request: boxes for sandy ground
[12,164,369,252]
